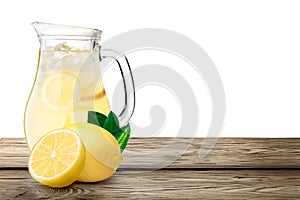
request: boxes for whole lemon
[65,123,122,182]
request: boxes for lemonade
[24,47,111,150]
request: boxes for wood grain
[1,138,299,169]
[0,169,299,199]
[0,138,299,199]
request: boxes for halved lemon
[41,72,80,111]
[28,129,86,188]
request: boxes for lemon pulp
[28,129,86,188]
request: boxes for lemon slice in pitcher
[28,129,86,188]
[41,72,80,111]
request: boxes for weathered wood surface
[1,138,299,169]
[0,169,299,199]
[0,138,299,199]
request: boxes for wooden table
[0,138,299,199]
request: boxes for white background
[0,0,300,138]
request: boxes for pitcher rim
[31,21,102,39]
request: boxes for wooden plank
[0,138,299,169]
[0,169,299,199]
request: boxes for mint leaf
[88,111,107,127]
[103,111,120,133]
[113,123,131,152]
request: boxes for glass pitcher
[24,22,135,150]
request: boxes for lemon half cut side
[28,129,86,188]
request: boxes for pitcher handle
[99,48,136,127]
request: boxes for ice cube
[54,42,70,51]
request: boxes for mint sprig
[103,111,119,133]
[87,111,130,153]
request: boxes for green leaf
[87,111,107,127]
[103,111,120,133]
[113,123,131,152]
[113,123,130,138]
[119,124,131,152]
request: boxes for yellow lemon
[65,123,122,182]
[28,129,85,188]
[41,72,80,111]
